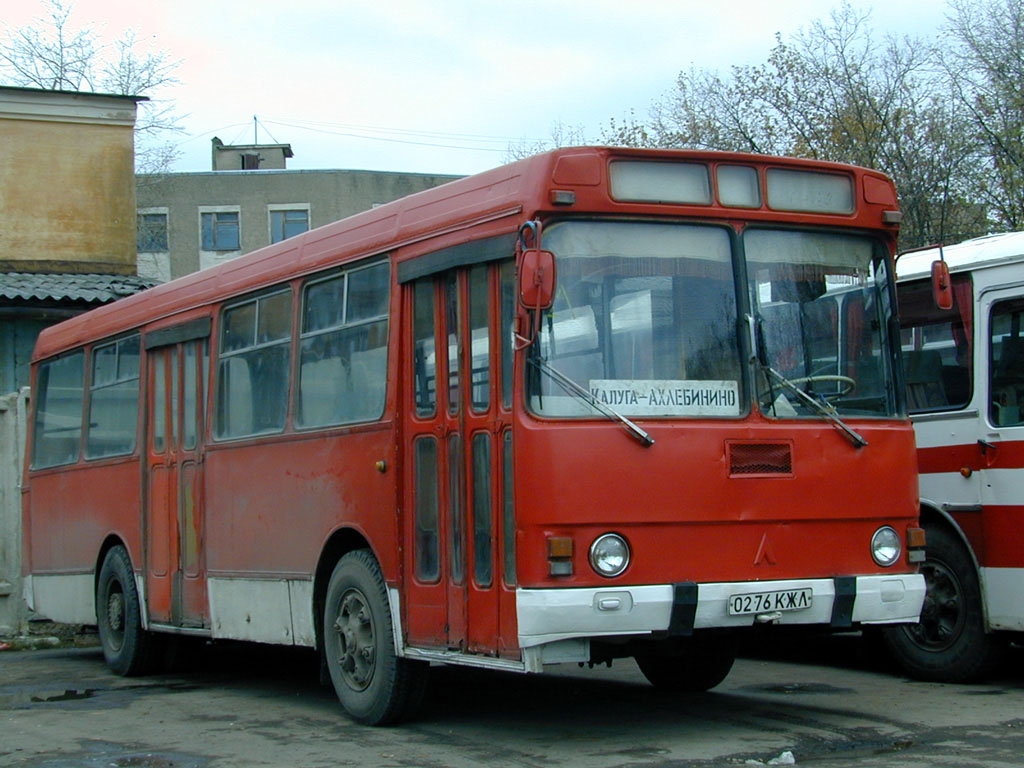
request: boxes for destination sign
[588,379,740,416]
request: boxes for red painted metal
[22,147,916,661]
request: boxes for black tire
[96,545,157,676]
[635,634,737,692]
[881,525,1005,682]
[323,550,428,725]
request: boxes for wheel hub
[906,558,964,650]
[332,589,375,691]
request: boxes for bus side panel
[202,427,398,638]
[24,461,142,623]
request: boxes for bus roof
[896,231,1024,281]
[32,146,898,362]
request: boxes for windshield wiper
[528,356,654,447]
[746,313,867,449]
[760,365,868,449]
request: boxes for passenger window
[469,264,490,411]
[183,340,206,450]
[502,430,515,586]
[412,280,436,417]
[215,289,292,438]
[500,260,515,408]
[297,261,389,428]
[446,273,461,414]
[472,432,492,587]
[449,433,465,584]
[990,298,1024,426]
[414,437,440,582]
[86,335,140,459]
[898,274,973,413]
[32,351,85,468]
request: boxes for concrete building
[0,86,143,275]
[135,139,461,282]
[211,135,293,170]
[0,85,151,635]
[0,85,155,394]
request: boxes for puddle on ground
[32,688,97,703]
[740,682,855,694]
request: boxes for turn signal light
[906,527,926,548]
[548,536,573,577]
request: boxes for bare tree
[505,121,589,162]
[600,2,988,248]
[0,0,95,90]
[0,0,183,173]
[943,0,1024,230]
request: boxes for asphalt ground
[1,629,1022,768]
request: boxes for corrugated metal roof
[0,272,159,303]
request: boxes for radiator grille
[728,441,793,476]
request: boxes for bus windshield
[528,221,742,418]
[746,228,897,418]
[527,221,898,420]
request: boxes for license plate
[728,588,813,616]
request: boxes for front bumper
[516,574,926,648]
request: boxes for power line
[175,116,548,155]
[259,116,545,145]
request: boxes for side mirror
[519,248,556,310]
[931,259,953,311]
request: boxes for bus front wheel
[96,545,156,676]
[323,550,428,725]
[635,634,737,692]
[881,525,1004,682]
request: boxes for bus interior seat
[992,337,1024,425]
[940,364,970,407]
[904,349,947,410]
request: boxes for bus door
[979,288,1024,629]
[403,261,516,657]
[145,330,209,628]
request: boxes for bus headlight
[871,526,901,566]
[589,533,630,577]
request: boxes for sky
[2,0,947,176]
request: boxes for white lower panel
[207,577,315,647]
[852,574,926,624]
[517,584,673,648]
[29,573,95,624]
[288,580,316,646]
[517,574,926,648]
[982,567,1024,631]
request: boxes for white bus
[886,233,1024,681]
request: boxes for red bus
[883,233,1024,681]
[22,147,925,724]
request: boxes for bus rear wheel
[96,545,156,676]
[635,634,737,692]
[881,525,1004,682]
[323,550,428,725]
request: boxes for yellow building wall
[0,113,136,275]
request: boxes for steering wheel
[760,374,857,407]
[787,374,856,396]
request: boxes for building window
[137,211,168,252]
[201,210,240,251]
[269,206,310,243]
